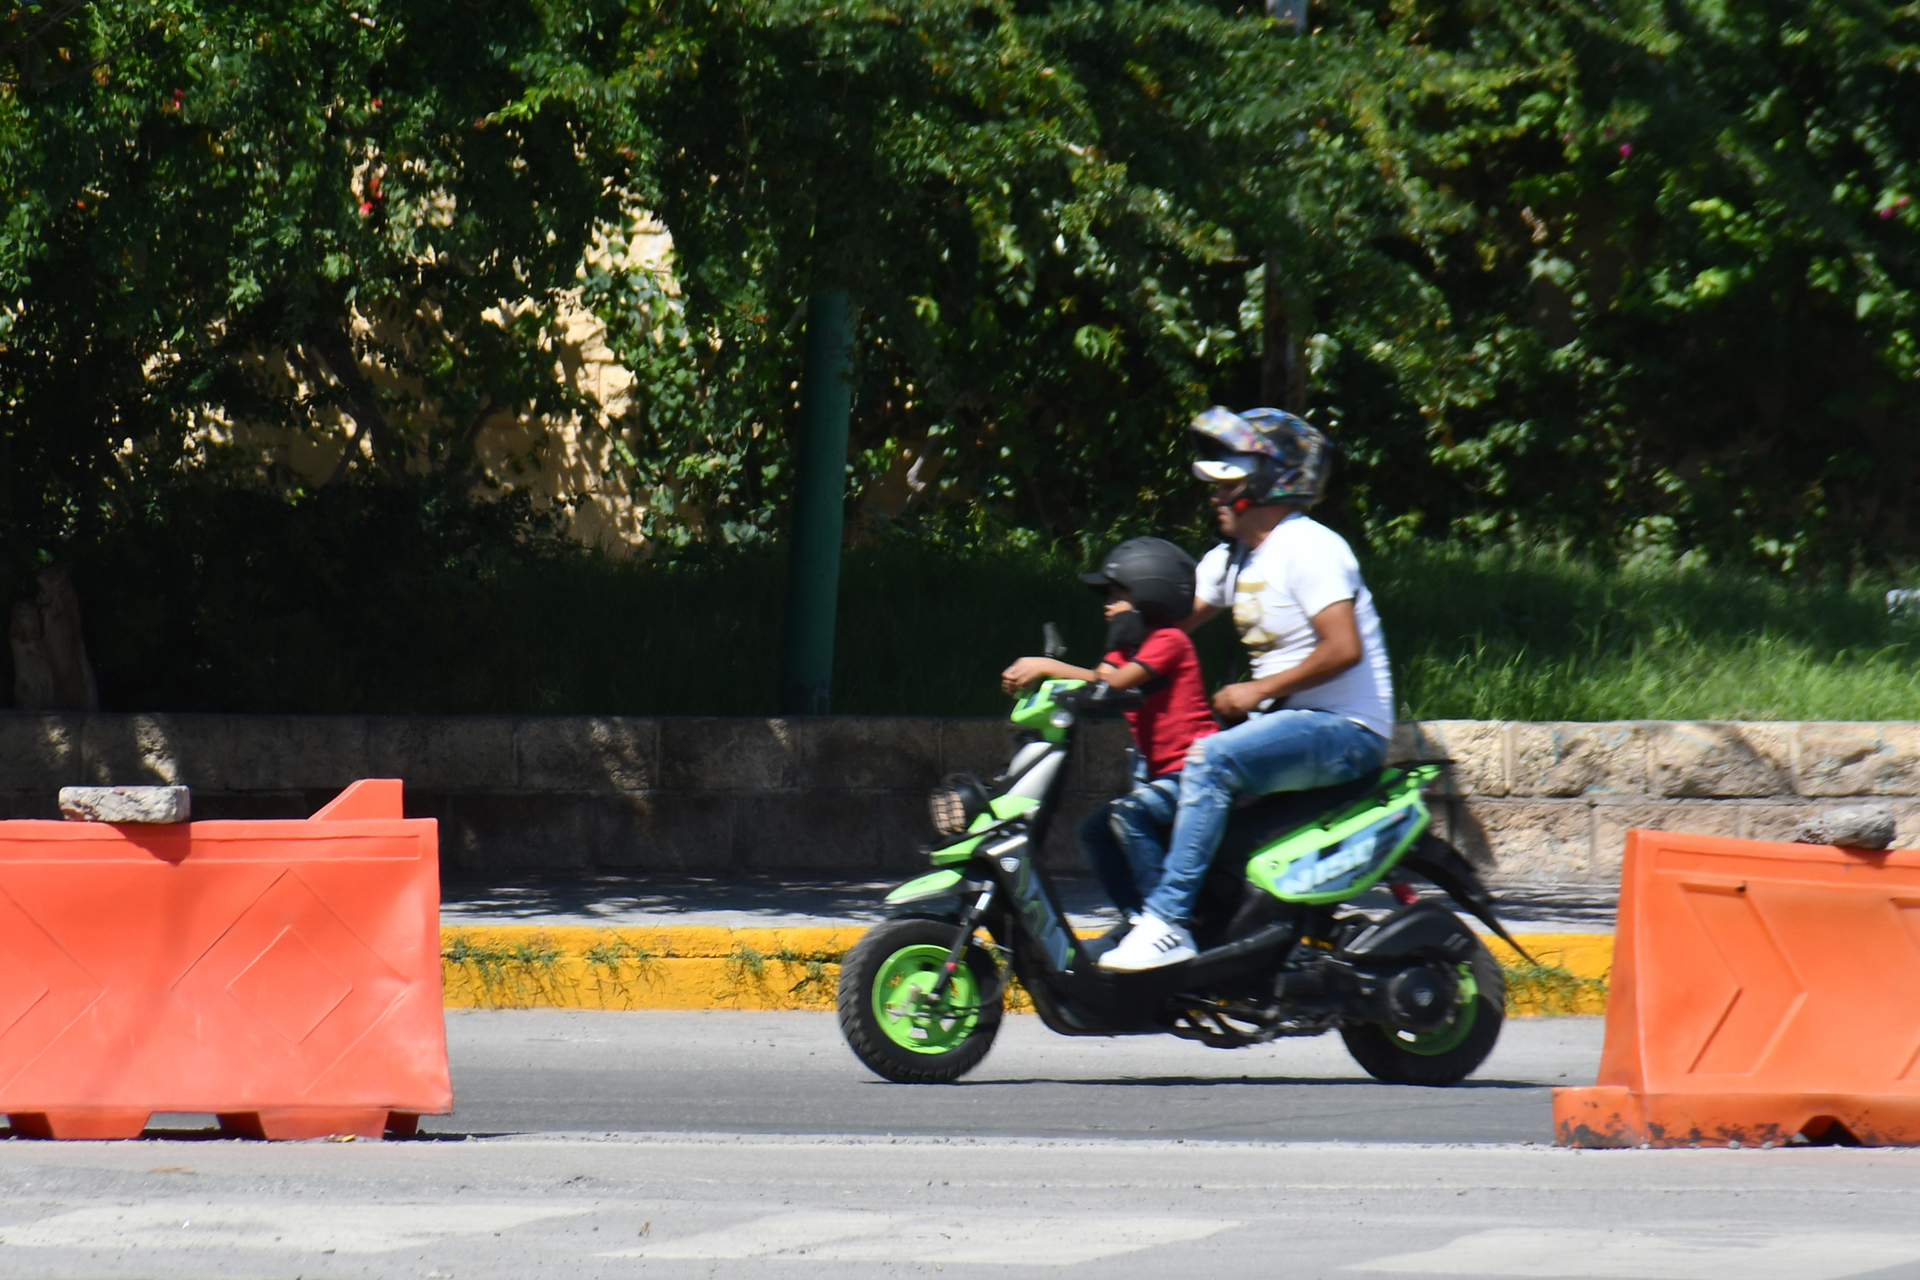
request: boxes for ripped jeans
[1142,709,1387,927]
[1079,775,1181,916]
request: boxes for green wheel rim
[870,942,983,1055]
[1392,963,1480,1057]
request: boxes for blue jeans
[1142,710,1387,927]
[1079,776,1181,916]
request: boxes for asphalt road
[421,1009,1604,1143]
[3,1133,1919,1279]
[5,1014,1920,1279]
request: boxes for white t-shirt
[1196,515,1394,739]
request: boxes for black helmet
[1080,537,1196,625]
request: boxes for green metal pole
[779,290,854,715]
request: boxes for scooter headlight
[929,772,990,837]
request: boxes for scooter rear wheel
[1339,941,1505,1085]
[839,918,1003,1083]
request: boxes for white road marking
[0,1202,587,1254]
[607,1209,1238,1264]
[1352,1227,1920,1279]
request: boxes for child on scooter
[999,538,1217,958]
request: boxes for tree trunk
[1261,248,1308,414]
[10,566,98,711]
[9,601,57,709]
[1260,0,1309,414]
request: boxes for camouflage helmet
[1188,406,1330,507]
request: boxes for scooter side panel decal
[988,834,1075,971]
[1246,775,1434,906]
[1262,805,1426,902]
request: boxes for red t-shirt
[1104,625,1218,778]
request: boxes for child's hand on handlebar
[1001,656,1093,695]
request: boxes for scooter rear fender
[1341,901,1478,963]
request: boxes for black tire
[838,918,1004,1083]
[1339,940,1505,1085]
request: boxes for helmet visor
[1192,454,1263,483]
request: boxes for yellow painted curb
[1483,932,1613,1016]
[441,924,1613,1016]
[441,925,862,1012]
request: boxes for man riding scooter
[837,404,1514,1084]
[1100,407,1397,971]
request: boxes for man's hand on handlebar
[1211,680,1270,723]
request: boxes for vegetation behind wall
[58,491,1920,720]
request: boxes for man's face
[1211,482,1247,536]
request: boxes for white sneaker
[1099,914,1197,971]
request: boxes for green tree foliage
[581,0,1294,549]
[1306,0,1920,570]
[0,0,623,594]
[581,0,1920,570]
[5,0,1920,591]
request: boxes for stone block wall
[0,713,1132,879]
[1396,720,1920,885]
[2,713,1915,883]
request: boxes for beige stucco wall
[189,220,678,558]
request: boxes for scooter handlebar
[1054,681,1146,715]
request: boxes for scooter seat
[1211,768,1390,866]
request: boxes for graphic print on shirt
[1230,570,1277,659]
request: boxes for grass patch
[1500,960,1609,1017]
[1379,543,1920,721]
[77,531,1920,719]
[727,942,848,997]
[442,931,569,1007]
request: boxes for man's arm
[1181,599,1223,632]
[1211,599,1362,721]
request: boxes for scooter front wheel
[838,918,1004,1083]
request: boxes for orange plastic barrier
[0,780,449,1140]
[1555,828,1920,1148]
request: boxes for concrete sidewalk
[433,874,1617,1016]
[439,873,1619,934]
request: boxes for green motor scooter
[837,675,1529,1085]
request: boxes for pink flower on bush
[359,201,374,216]
[1619,143,1633,158]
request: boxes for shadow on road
[944,1075,1545,1090]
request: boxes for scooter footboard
[1026,922,1300,1033]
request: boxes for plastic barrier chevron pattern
[1555,828,1920,1148]
[0,779,449,1140]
